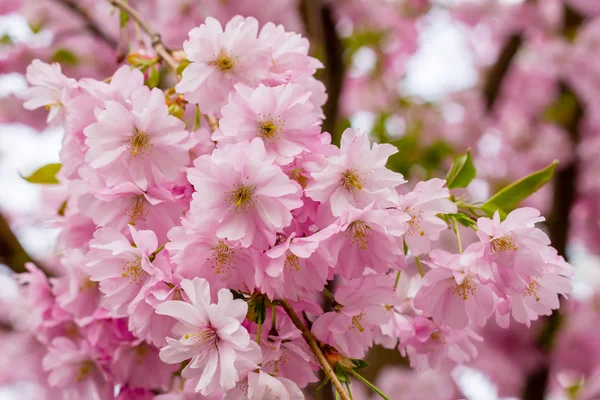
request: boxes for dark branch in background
[300,0,345,145]
[483,34,523,111]
[53,0,118,48]
[522,6,585,400]
[0,213,36,274]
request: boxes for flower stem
[279,299,351,400]
[393,271,401,289]
[415,256,424,277]
[256,317,262,345]
[348,369,390,400]
[148,242,167,262]
[452,217,463,254]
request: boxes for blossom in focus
[156,277,262,395]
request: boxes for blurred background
[2,0,600,399]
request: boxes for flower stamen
[348,220,371,250]
[341,170,364,192]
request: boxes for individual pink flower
[186,139,303,249]
[396,178,457,255]
[167,222,256,296]
[398,315,482,370]
[115,388,154,400]
[224,370,303,400]
[84,86,191,191]
[305,128,405,216]
[311,275,396,358]
[156,277,262,395]
[22,59,78,122]
[176,16,271,115]
[87,225,171,318]
[111,340,178,391]
[256,227,335,300]
[213,83,322,164]
[323,203,408,279]
[42,337,113,400]
[51,249,101,320]
[413,249,495,330]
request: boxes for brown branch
[106,0,179,71]
[300,0,345,145]
[483,34,523,111]
[0,212,36,274]
[53,0,118,48]
[280,300,351,400]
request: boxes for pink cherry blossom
[413,249,495,330]
[397,178,458,255]
[224,370,303,400]
[324,203,408,279]
[84,85,191,191]
[213,83,322,164]
[312,275,396,358]
[305,128,406,216]
[186,139,303,249]
[156,277,262,395]
[176,16,271,115]
[22,59,78,122]
[87,225,171,318]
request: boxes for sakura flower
[398,315,482,370]
[256,227,335,300]
[111,340,178,391]
[156,277,262,395]
[84,85,191,191]
[213,83,322,164]
[42,337,113,400]
[324,203,409,279]
[51,249,101,320]
[167,222,256,296]
[305,128,405,216]
[22,59,77,122]
[176,16,271,115]
[224,370,303,400]
[187,139,302,249]
[311,275,396,358]
[397,178,457,255]
[413,249,495,330]
[87,225,171,318]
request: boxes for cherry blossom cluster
[14,10,575,400]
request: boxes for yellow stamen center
[407,210,425,236]
[128,128,152,157]
[289,168,308,188]
[349,312,366,332]
[121,257,147,284]
[209,241,234,274]
[284,251,300,272]
[348,220,371,250]
[523,280,541,301]
[212,50,234,71]
[491,235,518,253]
[125,195,148,226]
[452,277,476,300]
[341,170,364,192]
[226,184,256,212]
[76,361,93,382]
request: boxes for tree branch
[106,0,179,71]
[53,0,118,48]
[280,300,351,400]
[0,212,36,274]
[483,34,522,111]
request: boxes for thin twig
[53,0,118,48]
[280,300,351,400]
[106,0,179,71]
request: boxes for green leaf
[21,163,61,184]
[147,65,160,88]
[443,213,477,229]
[119,10,129,27]
[176,59,191,76]
[445,148,476,189]
[246,294,266,325]
[334,364,350,384]
[350,359,369,370]
[51,49,78,65]
[0,34,13,45]
[481,161,558,217]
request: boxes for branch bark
[0,212,36,274]
[280,300,351,400]
[53,0,118,48]
[483,34,522,111]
